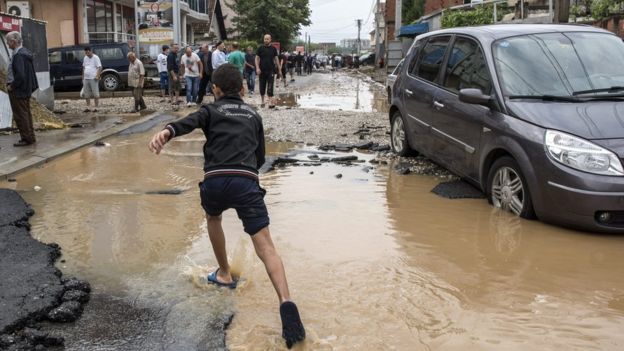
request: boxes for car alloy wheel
[392,115,406,154]
[102,74,120,91]
[491,166,525,216]
[487,156,536,219]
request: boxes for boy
[148,64,305,349]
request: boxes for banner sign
[137,0,173,44]
[0,15,20,32]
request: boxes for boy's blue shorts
[159,72,169,90]
[199,176,270,235]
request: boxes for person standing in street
[255,34,280,108]
[279,51,288,88]
[287,52,296,82]
[212,41,227,71]
[244,46,256,95]
[227,42,245,75]
[148,64,306,349]
[82,47,102,113]
[127,52,146,112]
[5,31,38,147]
[157,45,170,103]
[197,43,213,104]
[167,44,182,108]
[181,46,203,107]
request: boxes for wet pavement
[2,71,624,350]
[2,124,624,350]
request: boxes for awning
[398,23,429,38]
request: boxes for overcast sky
[300,0,377,44]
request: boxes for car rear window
[415,36,451,83]
[49,51,62,64]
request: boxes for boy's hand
[148,129,171,155]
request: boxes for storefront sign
[139,28,174,44]
[137,0,173,46]
[0,15,21,32]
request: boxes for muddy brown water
[3,128,624,350]
[274,74,388,113]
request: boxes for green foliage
[590,0,623,20]
[441,4,511,28]
[235,39,259,51]
[228,0,311,49]
[403,0,426,24]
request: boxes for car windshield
[493,32,624,97]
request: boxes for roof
[420,24,609,40]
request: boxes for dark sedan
[390,24,624,233]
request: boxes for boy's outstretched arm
[148,109,210,155]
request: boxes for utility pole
[395,0,402,39]
[356,19,362,56]
[374,0,381,64]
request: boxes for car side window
[98,48,124,61]
[415,36,451,83]
[443,37,492,94]
[67,50,85,64]
[407,40,424,75]
[49,51,61,65]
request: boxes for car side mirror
[459,88,491,106]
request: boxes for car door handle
[405,89,414,95]
[433,101,444,110]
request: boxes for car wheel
[101,73,120,91]
[390,111,415,156]
[487,157,536,219]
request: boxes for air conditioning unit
[6,1,31,19]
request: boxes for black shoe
[280,301,305,349]
[13,140,34,147]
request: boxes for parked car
[48,43,131,91]
[386,59,404,104]
[359,52,376,66]
[390,24,624,233]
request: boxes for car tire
[390,111,416,156]
[101,73,121,92]
[486,157,536,219]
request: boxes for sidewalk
[0,111,179,180]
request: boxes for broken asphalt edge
[0,111,168,181]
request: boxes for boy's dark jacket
[9,47,39,99]
[165,95,265,174]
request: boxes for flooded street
[2,72,624,350]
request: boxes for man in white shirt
[180,46,203,107]
[127,52,146,112]
[156,45,169,102]
[211,41,226,71]
[82,47,102,112]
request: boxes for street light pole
[356,19,362,56]
[395,0,402,39]
[375,0,381,63]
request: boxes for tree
[228,0,311,49]
[403,0,426,24]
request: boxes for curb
[0,111,171,180]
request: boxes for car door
[48,50,63,89]
[64,48,85,88]
[430,36,493,180]
[402,35,452,155]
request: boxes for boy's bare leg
[250,226,290,303]
[206,214,234,283]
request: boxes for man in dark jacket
[6,31,38,147]
[196,43,213,104]
[148,64,305,349]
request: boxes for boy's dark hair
[212,64,242,96]
[162,45,169,51]
[84,46,92,52]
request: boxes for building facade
[340,38,371,52]
[0,0,226,57]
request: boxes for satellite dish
[8,6,21,16]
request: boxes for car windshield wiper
[508,95,581,102]
[572,86,624,96]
